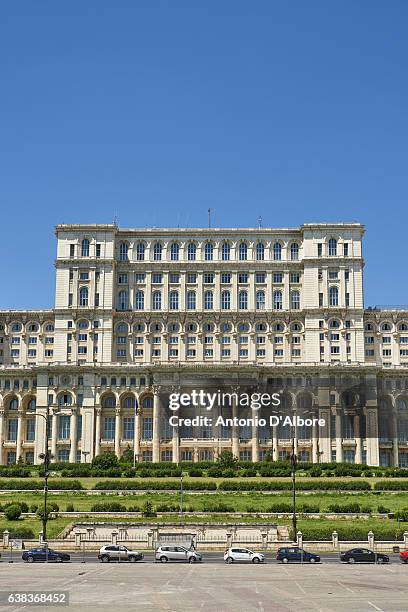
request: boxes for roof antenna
[113,212,119,227]
[208,208,212,228]
[257,215,263,228]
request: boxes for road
[0,561,407,611]
[0,551,404,564]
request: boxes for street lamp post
[290,436,298,540]
[36,408,52,543]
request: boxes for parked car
[155,545,202,563]
[22,547,70,563]
[98,545,144,563]
[340,548,389,564]
[224,547,265,564]
[276,547,320,564]
[399,550,408,563]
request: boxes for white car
[224,547,265,564]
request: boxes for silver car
[224,547,265,564]
[155,545,202,563]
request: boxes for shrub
[90,502,127,512]
[375,481,408,491]
[10,526,34,539]
[4,504,22,520]
[91,451,119,470]
[142,501,156,517]
[187,469,203,477]
[202,501,234,513]
[327,503,362,513]
[66,503,75,512]
[268,503,292,513]
[94,479,217,491]
[30,504,38,513]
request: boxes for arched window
[273,290,283,310]
[27,398,36,411]
[170,243,179,261]
[169,291,179,310]
[153,243,162,261]
[239,242,247,261]
[142,396,153,409]
[399,322,408,332]
[102,395,116,408]
[290,243,299,261]
[152,291,161,310]
[135,291,144,310]
[256,242,265,261]
[381,322,391,331]
[187,291,196,310]
[9,398,18,410]
[291,290,300,310]
[187,243,196,261]
[239,322,250,332]
[328,238,337,256]
[118,290,129,311]
[256,290,265,310]
[273,242,282,261]
[79,287,88,307]
[81,239,90,257]
[239,290,248,310]
[221,242,230,261]
[329,286,339,307]
[136,243,145,261]
[204,290,213,310]
[117,322,128,333]
[122,396,136,409]
[221,290,231,310]
[329,319,340,328]
[59,393,72,406]
[204,243,213,261]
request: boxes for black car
[340,548,389,564]
[22,547,70,563]
[276,547,320,564]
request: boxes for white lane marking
[337,580,355,594]
[368,602,383,612]
[294,581,306,594]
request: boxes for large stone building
[0,223,407,467]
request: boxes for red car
[400,551,408,563]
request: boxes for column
[231,390,239,459]
[318,408,331,462]
[16,411,23,462]
[0,410,4,465]
[172,420,179,463]
[134,404,141,463]
[392,411,399,467]
[251,408,259,462]
[354,414,362,464]
[335,409,343,463]
[312,420,318,463]
[69,409,77,463]
[152,387,161,462]
[51,411,58,460]
[272,425,278,460]
[95,409,101,457]
[115,408,121,457]
[366,407,379,466]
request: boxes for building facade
[0,223,407,466]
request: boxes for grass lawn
[1,490,408,513]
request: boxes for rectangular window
[152,274,162,283]
[317,243,322,256]
[203,273,214,284]
[186,273,196,283]
[343,243,349,256]
[319,293,323,306]
[123,417,135,440]
[118,274,128,284]
[221,273,231,284]
[135,273,145,283]
[104,417,115,440]
[256,272,266,283]
[79,271,89,280]
[238,273,249,283]
[26,419,36,441]
[96,243,101,257]
[58,415,71,439]
[170,273,180,283]
[142,417,153,440]
[8,419,18,441]
[273,272,283,283]
[290,272,300,283]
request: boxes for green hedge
[217,480,371,491]
[374,481,408,490]
[0,479,83,490]
[94,479,217,491]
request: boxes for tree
[91,451,119,470]
[4,504,22,521]
[120,447,134,463]
[217,451,238,469]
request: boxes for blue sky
[1,1,407,309]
